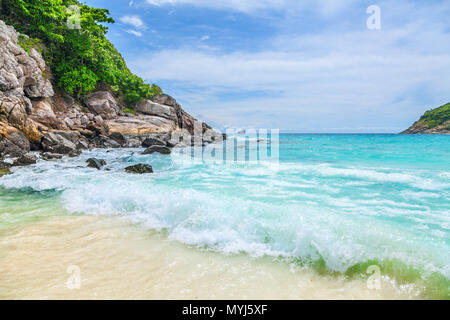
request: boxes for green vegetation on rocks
[402,102,450,134]
[418,103,450,128]
[0,0,162,106]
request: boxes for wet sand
[0,215,421,300]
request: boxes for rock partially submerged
[142,145,171,155]
[125,164,153,174]
[86,158,106,170]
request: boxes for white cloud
[200,35,210,41]
[126,29,143,37]
[145,0,355,16]
[120,15,146,29]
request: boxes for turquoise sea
[1,134,449,298]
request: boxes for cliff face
[402,103,450,134]
[0,20,218,164]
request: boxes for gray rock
[109,132,126,145]
[94,115,103,124]
[0,131,30,157]
[80,115,89,125]
[41,131,78,154]
[125,164,153,174]
[86,158,106,170]
[150,94,180,109]
[142,145,171,155]
[85,91,120,120]
[136,100,178,122]
[142,137,166,148]
[64,117,75,128]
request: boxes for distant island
[402,103,450,134]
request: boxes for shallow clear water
[1,134,449,298]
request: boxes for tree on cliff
[0,0,161,106]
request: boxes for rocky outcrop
[136,100,178,122]
[401,122,450,134]
[402,103,450,134]
[150,94,213,135]
[0,21,53,99]
[0,19,221,165]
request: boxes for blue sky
[84,0,450,132]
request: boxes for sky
[83,0,450,133]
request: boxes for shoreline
[0,214,423,300]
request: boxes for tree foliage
[0,0,162,105]
[419,103,450,128]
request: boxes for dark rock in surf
[142,145,171,155]
[12,154,37,166]
[125,164,153,174]
[86,157,106,170]
[141,137,166,148]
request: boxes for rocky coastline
[401,103,450,134]
[0,20,221,172]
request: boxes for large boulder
[136,100,178,122]
[0,129,30,158]
[84,91,120,120]
[150,94,214,136]
[30,98,64,130]
[41,131,86,155]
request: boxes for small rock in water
[142,145,171,155]
[125,164,153,174]
[86,158,107,170]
